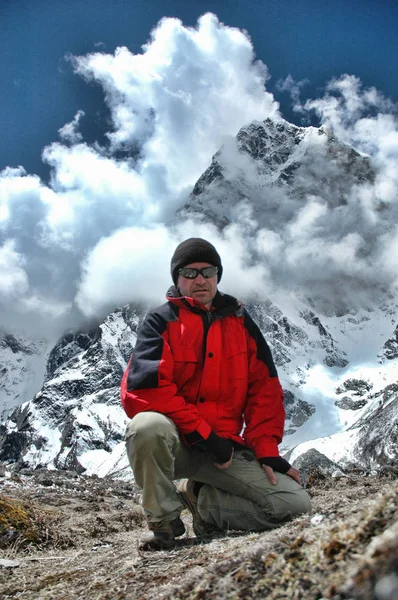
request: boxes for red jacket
[120,288,285,459]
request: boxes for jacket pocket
[172,347,200,396]
[226,349,248,381]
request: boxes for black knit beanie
[170,238,223,284]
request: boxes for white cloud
[20,294,72,319]
[287,197,328,239]
[0,237,72,336]
[0,16,397,336]
[73,13,279,192]
[0,13,281,334]
[276,74,309,115]
[0,167,42,224]
[381,226,398,286]
[0,240,29,299]
[75,219,273,317]
[42,142,156,244]
[76,225,174,315]
[58,110,85,144]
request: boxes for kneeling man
[121,238,311,550]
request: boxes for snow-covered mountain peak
[237,117,324,167]
[184,116,374,230]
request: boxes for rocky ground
[0,467,397,599]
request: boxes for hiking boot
[138,516,185,551]
[177,479,221,539]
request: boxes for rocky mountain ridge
[0,292,396,478]
[0,297,317,475]
[0,333,49,422]
[0,305,144,476]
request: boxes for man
[121,238,311,550]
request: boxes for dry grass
[0,495,75,552]
[0,469,397,599]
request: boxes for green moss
[0,494,74,549]
[0,495,33,545]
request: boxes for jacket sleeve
[242,311,285,459]
[120,309,212,442]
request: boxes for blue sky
[1,0,397,180]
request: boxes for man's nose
[195,273,206,283]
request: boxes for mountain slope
[0,305,143,476]
[1,468,397,600]
[0,116,396,476]
[1,298,396,476]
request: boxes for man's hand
[260,456,302,486]
[215,448,234,470]
[262,464,302,486]
[203,432,234,465]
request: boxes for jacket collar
[166,286,244,317]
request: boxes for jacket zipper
[201,311,213,364]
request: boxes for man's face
[177,262,218,308]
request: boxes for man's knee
[271,475,312,521]
[290,486,312,517]
[125,411,178,451]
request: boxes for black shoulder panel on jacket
[243,310,278,377]
[127,302,179,391]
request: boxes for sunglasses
[178,266,219,279]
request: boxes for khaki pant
[125,412,312,531]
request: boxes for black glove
[259,456,291,473]
[203,432,234,463]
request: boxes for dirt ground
[0,468,397,599]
